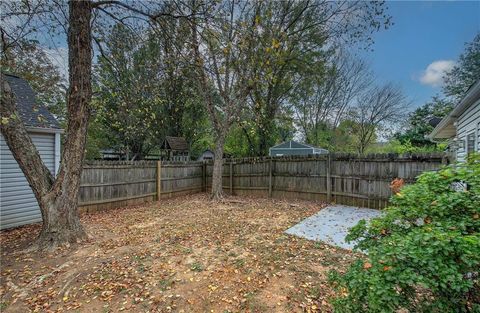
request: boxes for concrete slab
[285,205,383,250]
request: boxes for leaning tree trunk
[37,0,92,248]
[0,0,92,250]
[211,133,226,200]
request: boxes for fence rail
[78,161,204,213]
[78,153,447,212]
[208,153,447,209]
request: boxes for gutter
[26,126,64,134]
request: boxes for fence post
[229,162,233,194]
[326,154,331,203]
[156,161,161,201]
[202,162,206,192]
[442,153,450,165]
[202,160,207,192]
[268,158,273,198]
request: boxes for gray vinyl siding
[455,99,480,162]
[1,132,56,230]
[270,148,314,156]
[269,140,328,157]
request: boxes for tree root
[30,228,88,252]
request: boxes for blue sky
[32,1,479,111]
[360,1,480,109]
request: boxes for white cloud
[418,60,455,87]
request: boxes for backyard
[0,194,357,312]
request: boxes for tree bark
[0,0,92,250]
[211,133,225,200]
[37,0,92,248]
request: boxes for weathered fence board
[78,161,204,213]
[78,153,447,212]
[210,153,446,209]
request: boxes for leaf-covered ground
[0,194,358,312]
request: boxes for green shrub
[330,157,480,313]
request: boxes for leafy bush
[330,157,480,313]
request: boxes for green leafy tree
[92,22,208,160]
[444,33,480,101]
[94,24,164,159]
[395,96,453,147]
[330,157,480,312]
[244,1,392,156]
[1,40,66,120]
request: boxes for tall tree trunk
[37,0,92,248]
[211,133,225,200]
[0,0,92,250]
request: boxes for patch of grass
[309,286,321,299]
[0,302,8,311]
[235,238,247,246]
[175,244,192,254]
[190,262,204,272]
[158,278,174,291]
[234,258,245,268]
[314,242,323,249]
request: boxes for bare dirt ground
[0,194,358,312]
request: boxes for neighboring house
[269,140,329,157]
[429,80,480,162]
[197,149,215,161]
[0,74,62,230]
[161,136,190,161]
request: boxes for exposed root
[31,227,88,252]
[210,189,225,202]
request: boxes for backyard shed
[269,140,329,157]
[197,149,215,161]
[0,74,62,230]
[161,136,190,161]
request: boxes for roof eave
[428,79,480,140]
[26,126,64,134]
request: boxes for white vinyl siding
[1,132,56,230]
[455,99,480,162]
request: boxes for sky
[359,1,480,109]
[24,0,480,111]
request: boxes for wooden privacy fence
[78,153,447,212]
[78,161,204,213]
[206,153,448,209]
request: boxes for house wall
[0,132,56,230]
[455,99,480,162]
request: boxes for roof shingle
[3,73,61,129]
[162,136,189,151]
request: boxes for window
[467,132,475,156]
